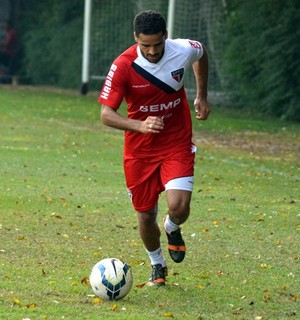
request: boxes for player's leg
[161,146,196,263]
[124,156,167,285]
[137,203,160,252]
[163,180,193,263]
[137,205,167,286]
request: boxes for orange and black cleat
[148,264,168,286]
[166,228,186,263]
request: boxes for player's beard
[144,48,165,63]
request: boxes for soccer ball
[89,258,133,301]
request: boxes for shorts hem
[133,204,157,213]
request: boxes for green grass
[0,86,299,320]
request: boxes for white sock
[164,215,179,234]
[146,247,166,267]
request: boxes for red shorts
[124,146,196,212]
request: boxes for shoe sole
[147,278,166,286]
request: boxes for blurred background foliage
[2,0,300,121]
[18,0,84,88]
[221,0,300,121]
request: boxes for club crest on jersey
[188,40,201,49]
[171,68,184,83]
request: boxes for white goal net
[85,0,225,101]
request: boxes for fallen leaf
[162,312,174,318]
[81,277,89,285]
[51,214,62,219]
[91,297,103,304]
[111,304,118,311]
[195,284,205,289]
[257,214,265,221]
[12,299,22,307]
[27,303,37,309]
[136,282,147,288]
[128,260,145,266]
[259,263,272,269]
[291,294,298,302]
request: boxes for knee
[167,190,191,223]
[137,210,157,227]
[168,201,190,223]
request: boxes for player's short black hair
[134,10,166,36]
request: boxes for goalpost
[81,0,171,94]
[81,0,225,100]
[81,0,92,94]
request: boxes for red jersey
[98,38,204,157]
[4,29,17,56]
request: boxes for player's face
[134,32,167,63]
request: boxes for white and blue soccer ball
[89,258,133,301]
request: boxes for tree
[20,0,83,88]
[221,0,300,121]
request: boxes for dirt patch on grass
[194,131,300,159]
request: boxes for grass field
[0,86,299,320]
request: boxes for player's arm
[101,105,164,134]
[192,45,211,120]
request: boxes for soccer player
[99,10,210,286]
[0,21,18,76]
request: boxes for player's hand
[143,116,164,133]
[194,98,211,120]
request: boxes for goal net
[87,0,225,100]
